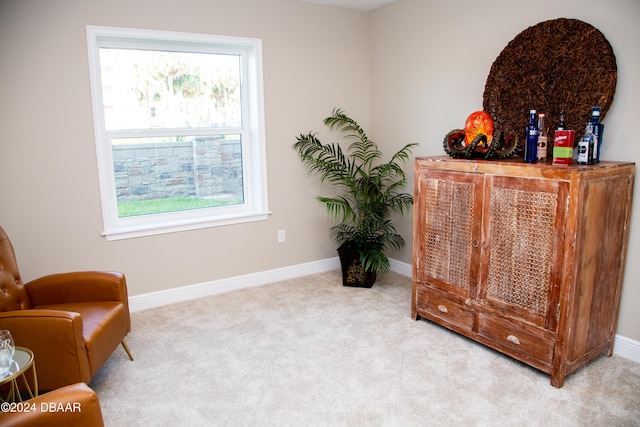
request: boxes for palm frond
[323,108,381,170]
[361,250,390,274]
[317,195,355,224]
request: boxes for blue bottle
[524,109,538,163]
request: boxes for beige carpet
[91,271,640,426]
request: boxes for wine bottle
[524,109,538,163]
[556,110,566,130]
[537,113,547,161]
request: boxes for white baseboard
[129,257,340,312]
[389,258,412,277]
[128,257,640,363]
[613,334,640,363]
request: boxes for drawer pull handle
[506,335,520,345]
[437,304,449,313]
[471,239,480,248]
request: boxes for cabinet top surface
[415,156,635,178]
[416,155,634,167]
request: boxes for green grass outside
[118,197,243,217]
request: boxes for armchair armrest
[25,271,128,308]
[0,310,91,389]
[0,382,104,427]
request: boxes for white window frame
[86,26,269,241]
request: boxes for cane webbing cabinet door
[411,156,635,387]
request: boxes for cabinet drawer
[478,314,554,366]
[416,287,474,331]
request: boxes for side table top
[0,347,34,385]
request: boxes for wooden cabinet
[411,156,635,387]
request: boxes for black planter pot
[337,246,377,288]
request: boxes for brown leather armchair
[0,226,133,391]
[0,382,105,427]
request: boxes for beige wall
[1,0,638,343]
[370,0,640,341]
[0,0,369,292]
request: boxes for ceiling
[300,0,397,11]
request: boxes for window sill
[102,210,270,241]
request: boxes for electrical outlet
[277,229,286,243]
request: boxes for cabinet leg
[550,370,566,388]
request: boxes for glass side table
[0,347,38,402]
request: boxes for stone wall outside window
[112,136,242,202]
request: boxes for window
[86,26,268,240]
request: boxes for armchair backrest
[0,227,32,312]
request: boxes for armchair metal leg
[121,339,134,361]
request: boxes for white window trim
[86,26,269,240]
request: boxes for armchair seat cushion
[33,302,129,373]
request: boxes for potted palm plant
[292,108,418,287]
